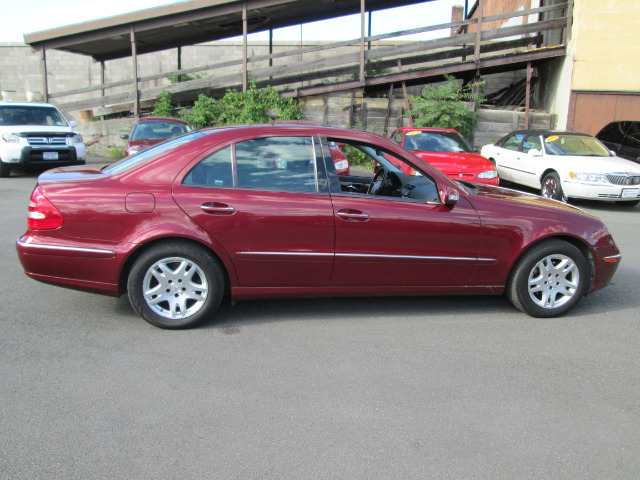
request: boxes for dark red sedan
[17,124,621,328]
[121,116,191,156]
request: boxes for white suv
[0,101,86,177]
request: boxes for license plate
[43,152,59,160]
[621,188,639,198]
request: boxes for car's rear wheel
[541,172,566,202]
[507,240,589,318]
[127,241,224,329]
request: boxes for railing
[50,1,570,113]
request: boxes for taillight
[27,187,63,230]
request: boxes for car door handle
[200,202,236,215]
[337,209,369,221]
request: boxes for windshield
[131,121,191,140]
[104,132,204,174]
[0,105,68,127]
[403,131,473,153]
[544,134,611,156]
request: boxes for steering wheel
[368,166,388,195]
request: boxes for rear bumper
[16,234,128,296]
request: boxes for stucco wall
[571,0,640,92]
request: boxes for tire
[0,162,9,178]
[616,199,639,207]
[127,241,225,329]
[540,172,566,202]
[506,240,589,318]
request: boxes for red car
[389,127,499,185]
[17,124,620,329]
[121,116,191,156]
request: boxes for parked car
[17,124,620,329]
[388,127,499,185]
[595,120,640,164]
[0,101,86,177]
[481,130,640,206]
[121,116,191,156]
[328,141,350,175]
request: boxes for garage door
[567,91,640,136]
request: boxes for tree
[408,74,485,139]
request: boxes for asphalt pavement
[1,168,639,479]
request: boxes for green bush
[408,74,485,139]
[180,81,304,128]
[153,91,175,117]
[107,146,125,160]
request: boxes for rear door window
[183,136,321,193]
[503,134,526,151]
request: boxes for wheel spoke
[142,256,209,321]
[527,253,580,309]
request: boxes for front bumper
[563,180,640,202]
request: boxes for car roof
[136,116,188,124]
[395,127,459,133]
[199,122,386,138]
[506,129,592,137]
[0,101,60,109]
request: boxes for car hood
[413,151,493,174]
[129,139,162,148]
[466,182,593,215]
[0,125,75,134]
[549,154,640,173]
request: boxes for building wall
[466,0,535,33]
[571,0,640,92]
[563,0,640,133]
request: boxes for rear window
[103,132,204,175]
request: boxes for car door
[516,134,545,188]
[320,137,483,287]
[492,133,525,182]
[173,135,335,287]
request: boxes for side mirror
[69,120,77,128]
[528,148,542,157]
[120,134,129,140]
[441,186,460,208]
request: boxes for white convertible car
[481,130,640,206]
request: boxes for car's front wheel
[507,240,589,318]
[541,172,566,202]
[127,241,225,329]
[0,161,9,178]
